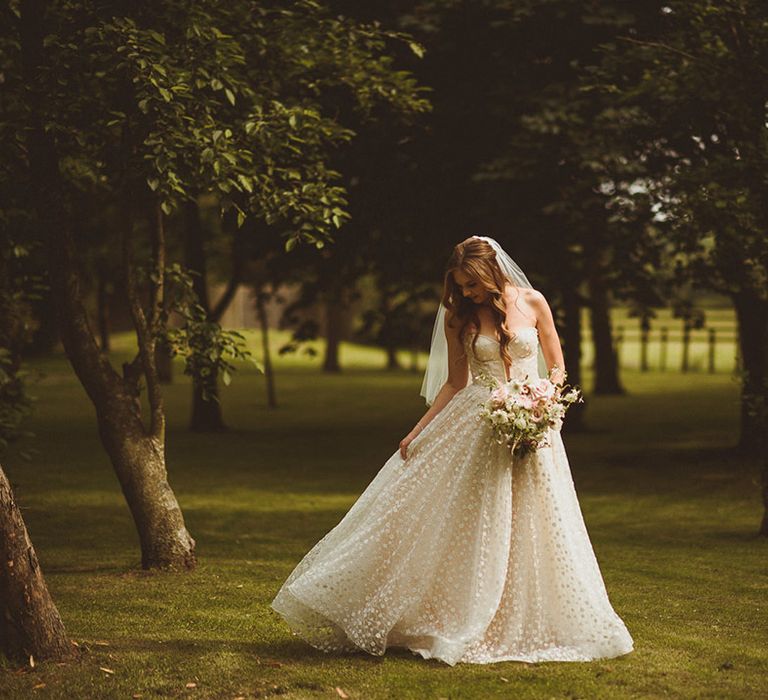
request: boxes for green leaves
[3,0,428,263]
[593,0,768,297]
[160,266,258,400]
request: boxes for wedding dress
[270,327,634,665]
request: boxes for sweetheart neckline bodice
[471,326,538,345]
[466,327,539,384]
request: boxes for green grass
[1,331,766,699]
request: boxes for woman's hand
[399,427,422,460]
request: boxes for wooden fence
[609,323,740,374]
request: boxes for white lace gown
[270,328,634,665]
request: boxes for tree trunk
[379,293,401,370]
[760,441,768,537]
[55,225,196,569]
[0,463,73,663]
[155,337,173,383]
[323,298,343,373]
[21,0,195,570]
[386,345,401,370]
[190,370,225,432]
[561,289,586,431]
[96,268,110,353]
[588,266,624,395]
[27,291,59,356]
[185,200,225,431]
[732,292,768,458]
[256,289,277,409]
[96,394,196,568]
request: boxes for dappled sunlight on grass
[1,339,766,699]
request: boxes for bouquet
[477,370,582,457]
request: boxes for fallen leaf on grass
[500,676,509,682]
[335,688,349,699]
[33,683,46,689]
[99,667,115,675]
[185,682,197,688]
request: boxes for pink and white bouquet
[477,373,582,457]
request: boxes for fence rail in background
[610,324,740,374]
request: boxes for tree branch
[149,202,165,333]
[210,276,240,323]
[122,199,165,441]
[616,35,700,63]
[210,215,246,322]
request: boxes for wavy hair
[441,237,515,370]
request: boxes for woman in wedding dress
[270,235,634,665]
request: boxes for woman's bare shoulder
[503,283,547,306]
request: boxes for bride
[270,235,634,665]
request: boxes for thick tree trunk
[256,290,277,409]
[588,267,624,395]
[21,0,195,570]
[0,463,73,663]
[733,290,768,535]
[96,395,197,567]
[185,200,225,431]
[52,225,196,569]
[323,298,343,373]
[561,289,586,432]
[732,292,768,459]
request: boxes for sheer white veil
[419,235,544,406]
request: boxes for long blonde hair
[441,237,514,370]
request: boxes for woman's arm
[528,290,566,385]
[399,311,468,459]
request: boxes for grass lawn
[1,331,766,699]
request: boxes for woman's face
[453,269,490,305]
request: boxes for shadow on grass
[109,634,462,668]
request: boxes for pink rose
[513,393,535,410]
[529,378,556,404]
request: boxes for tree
[175,1,430,424]
[0,464,74,664]
[0,188,72,666]
[593,0,768,531]
[4,0,428,567]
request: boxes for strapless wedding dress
[270,327,634,665]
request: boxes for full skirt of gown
[270,329,634,665]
